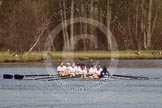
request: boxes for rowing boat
[3,73,159,81]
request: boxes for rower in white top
[89,65,97,75]
[89,64,103,79]
[69,63,77,73]
[75,63,81,75]
[65,63,71,73]
[68,63,77,77]
[97,64,103,75]
[78,63,87,75]
[57,61,67,76]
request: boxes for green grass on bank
[0,52,44,62]
[0,50,162,62]
[50,50,162,59]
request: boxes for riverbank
[0,50,162,62]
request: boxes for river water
[0,59,162,108]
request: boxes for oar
[110,76,131,80]
[112,74,149,80]
[14,73,81,80]
[33,74,82,81]
[47,75,83,81]
[149,77,161,80]
[3,74,13,79]
[14,74,57,80]
[3,73,84,80]
[33,75,71,80]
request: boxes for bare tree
[0,0,2,8]
[70,0,75,50]
[107,0,112,50]
[2,0,38,53]
[127,0,134,49]
[146,0,153,49]
[59,0,70,51]
[76,0,88,51]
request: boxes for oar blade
[14,74,24,80]
[3,74,13,79]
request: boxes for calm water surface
[0,59,162,108]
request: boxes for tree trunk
[146,0,153,49]
[135,0,140,49]
[94,3,99,18]
[127,2,134,49]
[70,0,74,51]
[83,2,88,34]
[94,2,99,34]
[59,0,67,51]
[0,0,2,8]
[80,3,87,51]
[63,0,70,51]
[59,0,70,51]
[89,0,94,35]
[151,3,161,36]
[140,0,147,49]
[107,0,112,50]
[99,9,103,30]
[88,0,94,50]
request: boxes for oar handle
[24,74,56,77]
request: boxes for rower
[89,65,99,79]
[76,63,81,75]
[96,64,103,75]
[69,63,77,73]
[65,63,71,74]
[57,61,67,76]
[100,66,109,78]
[79,63,87,77]
[86,65,91,74]
[69,63,77,77]
[89,65,97,74]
